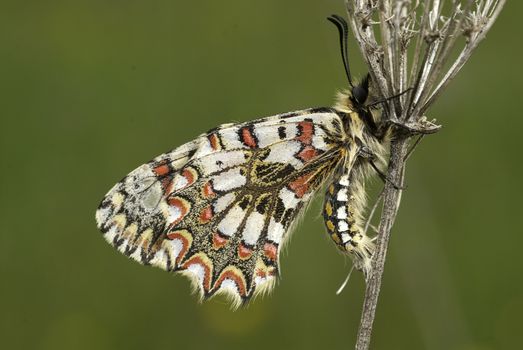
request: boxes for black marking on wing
[278,126,286,139]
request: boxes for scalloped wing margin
[95,108,346,306]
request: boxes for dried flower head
[345,0,505,130]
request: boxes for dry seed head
[344,0,505,125]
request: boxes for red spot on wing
[167,197,190,225]
[240,127,258,148]
[288,172,313,198]
[153,163,171,177]
[238,243,253,260]
[254,266,277,281]
[255,269,267,279]
[160,178,173,194]
[296,121,314,145]
[215,269,247,297]
[165,230,192,266]
[182,168,196,186]
[208,133,221,151]
[202,181,215,198]
[297,145,318,162]
[199,206,213,224]
[182,255,213,292]
[263,242,278,262]
[212,232,228,249]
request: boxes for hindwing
[96,108,347,306]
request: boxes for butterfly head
[350,74,370,108]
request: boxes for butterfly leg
[358,145,405,190]
[368,160,406,190]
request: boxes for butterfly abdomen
[323,164,375,276]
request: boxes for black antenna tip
[327,14,347,27]
[327,13,353,87]
[327,14,344,20]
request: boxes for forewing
[96,108,346,306]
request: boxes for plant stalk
[355,136,409,350]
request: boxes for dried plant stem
[340,0,505,348]
[356,137,408,350]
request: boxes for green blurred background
[2,1,522,349]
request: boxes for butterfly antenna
[366,87,414,108]
[327,14,354,88]
[336,265,356,295]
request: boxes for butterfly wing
[96,107,347,306]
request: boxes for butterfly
[95,15,391,307]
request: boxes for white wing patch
[96,108,346,306]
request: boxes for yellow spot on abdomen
[326,220,335,232]
[324,202,333,216]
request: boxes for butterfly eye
[352,85,368,105]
